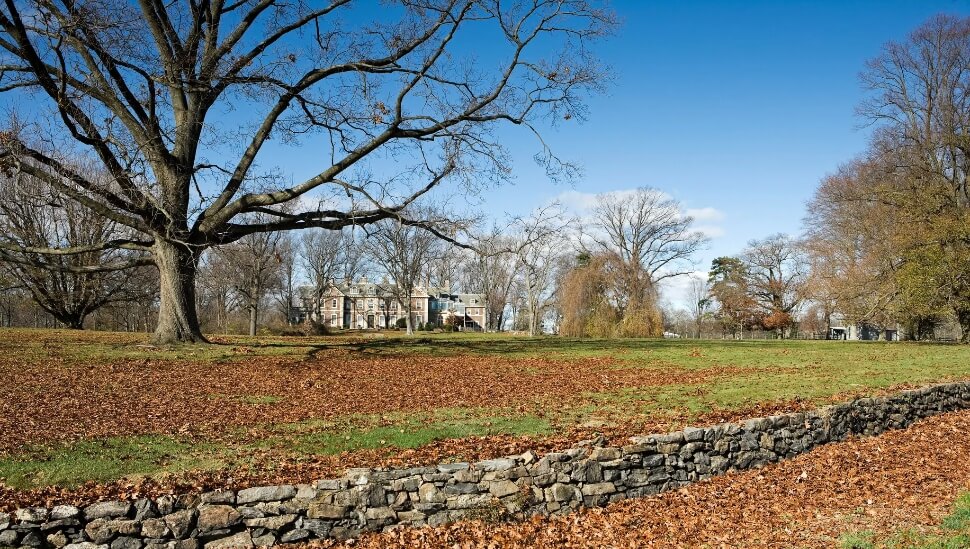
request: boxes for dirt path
[306,408,970,548]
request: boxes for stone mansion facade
[311,276,487,331]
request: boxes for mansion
[308,276,487,331]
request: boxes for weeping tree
[0,0,614,343]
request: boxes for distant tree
[0,168,154,329]
[272,235,298,327]
[741,234,808,338]
[708,257,759,339]
[687,275,712,338]
[558,252,663,338]
[802,157,903,336]
[215,221,287,336]
[299,229,347,324]
[464,228,521,331]
[511,205,573,337]
[364,213,445,335]
[196,251,238,334]
[588,187,707,286]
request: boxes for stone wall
[2,381,968,549]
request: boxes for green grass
[0,436,221,489]
[2,329,970,491]
[0,408,549,489]
[839,492,970,548]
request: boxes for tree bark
[404,301,413,335]
[957,306,970,344]
[249,300,258,336]
[152,240,206,345]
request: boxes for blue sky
[12,1,965,307]
[460,0,970,305]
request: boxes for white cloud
[693,224,726,239]
[685,207,725,222]
[659,271,709,311]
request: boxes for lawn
[1,328,969,509]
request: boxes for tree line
[670,15,970,343]
[0,179,713,337]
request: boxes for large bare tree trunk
[152,240,206,345]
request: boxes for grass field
[1,328,969,508]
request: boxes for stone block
[589,447,621,461]
[307,504,348,520]
[442,483,480,495]
[580,483,616,496]
[446,494,490,510]
[437,463,469,473]
[141,519,168,539]
[163,510,196,540]
[196,506,241,533]
[476,458,516,472]
[418,483,446,504]
[236,486,296,505]
[279,530,310,544]
[202,532,253,549]
[488,480,519,498]
[683,427,705,442]
[51,505,81,526]
[84,502,132,522]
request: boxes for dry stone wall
[2,381,968,549]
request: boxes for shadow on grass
[225,335,853,361]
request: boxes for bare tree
[273,235,297,327]
[464,227,521,331]
[299,229,345,324]
[588,187,707,288]
[0,1,615,343]
[363,213,444,335]
[0,168,154,328]
[511,204,573,336]
[215,222,287,336]
[196,250,238,334]
[741,234,808,338]
[687,274,711,338]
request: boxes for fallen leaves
[295,409,970,549]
